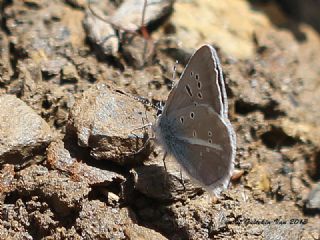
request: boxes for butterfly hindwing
[161,104,234,193]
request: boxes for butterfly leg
[127,118,153,156]
[179,168,186,191]
[162,152,170,189]
[162,152,168,172]
[129,137,153,156]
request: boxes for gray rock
[0,33,13,86]
[41,58,67,80]
[131,157,202,201]
[0,95,53,166]
[124,224,168,240]
[305,183,320,211]
[68,84,153,165]
[47,140,125,185]
[83,9,119,56]
[61,63,80,83]
[121,35,155,69]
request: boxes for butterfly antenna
[171,60,178,89]
[162,152,168,172]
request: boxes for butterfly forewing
[163,45,227,118]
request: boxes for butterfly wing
[159,104,235,194]
[163,45,229,118]
[156,44,236,194]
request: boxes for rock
[110,0,174,32]
[121,35,155,69]
[134,193,230,239]
[41,58,67,80]
[305,183,320,212]
[68,83,153,165]
[0,94,53,166]
[0,218,33,240]
[46,140,125,185]
[124,224,168,240]
[131,156,202,201]
[5,0,86,60]
[171,0,272,59]
[0,164,15,201]
[61,63,80,83]
[0,197,58,239]
[263,223,303,240]
[83,9,119,56]
[15,165,90,217]
[0,33,13,86]
[42,226,81,240]
[75,200,135,239]
[231,169,244,182]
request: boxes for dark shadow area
[261,126,298,149]
[235,99,285,119]
[248,0,320,41]
[308,150,320,180]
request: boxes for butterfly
[153,45,236,195]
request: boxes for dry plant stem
[141,0,148,29]
[140,0,154,67]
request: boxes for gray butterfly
[154,45,236,195]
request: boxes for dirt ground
[0,0,319,239]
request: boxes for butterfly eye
[195,74,199,80]
[190,112,195,119]
[197,81,201,89]
[208,139,212,144]
[190,71,194,77]
[180,117,184,124]
[198,92,203,99]
[208,131,212,137]
[192,130,196,137]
